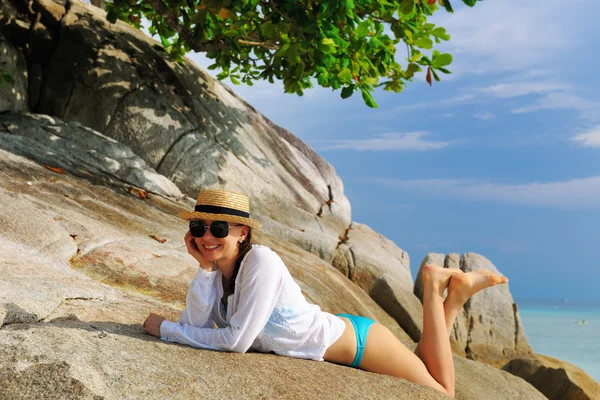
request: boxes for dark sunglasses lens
[210,221,229,238]
[189,221,206,238]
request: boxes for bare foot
[446,269,508,306]
[422,264,464,297]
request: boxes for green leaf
[223,29,239,37]
[274,43,290,57]
[413,37,433,49]
[404,63,419,78]
[344,0,355,17]
[356,20,370,37]
[398,0,414,15]
[363,77,378,85]
[437,67,451,74]
[338,68,353,81]
[286,44,298,65]
[341,86,354,99]
[106,8,118,24]
[432,53,452,68]
[321,38,336,46]
[230,76,241,85]
[462,0,477,6]
[431,27,451,41]
[160,35,172,49]
[261,21,276,38]
[360,87,378,108]
[440,0,454,12]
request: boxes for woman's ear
[240,226,250,240]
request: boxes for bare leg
[414,266,510,396]
[417,267,510,345]
[324,266,508,399]
[414,264,458,396]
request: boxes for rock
[371,274,424,342]
[453,352,545,400]
[0,0,353,265]
[503,354,600,400]
[0,113,183,198]
[1,1,430,335]
[461,253,531,366]
[0,321,443,400]
[331,223,422,340]
[0,145,410,338]
[333,223,412,291]
[0,33,28,112]
[414,252,532,366]
[0,361,103,400]
[0,144,545,400]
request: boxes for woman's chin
[201,253,218,262]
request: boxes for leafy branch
[105,0,481,108]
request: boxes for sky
[181,1,600,302]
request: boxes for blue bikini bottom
[336,313,375,368]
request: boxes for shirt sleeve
[160,247,283,353]
[160,268,217,343]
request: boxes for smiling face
[193,219,249,268]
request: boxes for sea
[517,299,600,383]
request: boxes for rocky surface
[0,146,548,399]
[332,222,423,341]
[414,253,532,366]
[503,354,600,400]
[0,0,420,338]
[0,32,28,113]
[0,2,568,398]
[0,0,351,263]
[0,112,182,197]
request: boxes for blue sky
[184,0,600,301]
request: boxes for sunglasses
[189,220,241,238]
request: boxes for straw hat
[178,189,262,229]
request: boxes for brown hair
[224,228,253,297]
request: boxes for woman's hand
[143,313,166,337]
[184,230,212,270]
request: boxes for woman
[144,189,508,398]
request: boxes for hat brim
[178,211,262,229]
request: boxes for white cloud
[374,176,600,208]
[319,132,452,151]
[395,93,477,112]
[572,126,600,148]
[434,0,598,75]
[476,82,569,99]
[512,93,600,120]
[473,112,494,120]
[395,79,573,114]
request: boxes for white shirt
[160,245,346,361]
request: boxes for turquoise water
[517,300,600,383]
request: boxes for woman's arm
[160,247,283,353]
[144,268,217,337]
[177,268,218,328]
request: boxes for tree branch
[270,0,291,21]
[146,0,279,52]
[238,39,278,50]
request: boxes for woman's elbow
[222,337,252,353]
